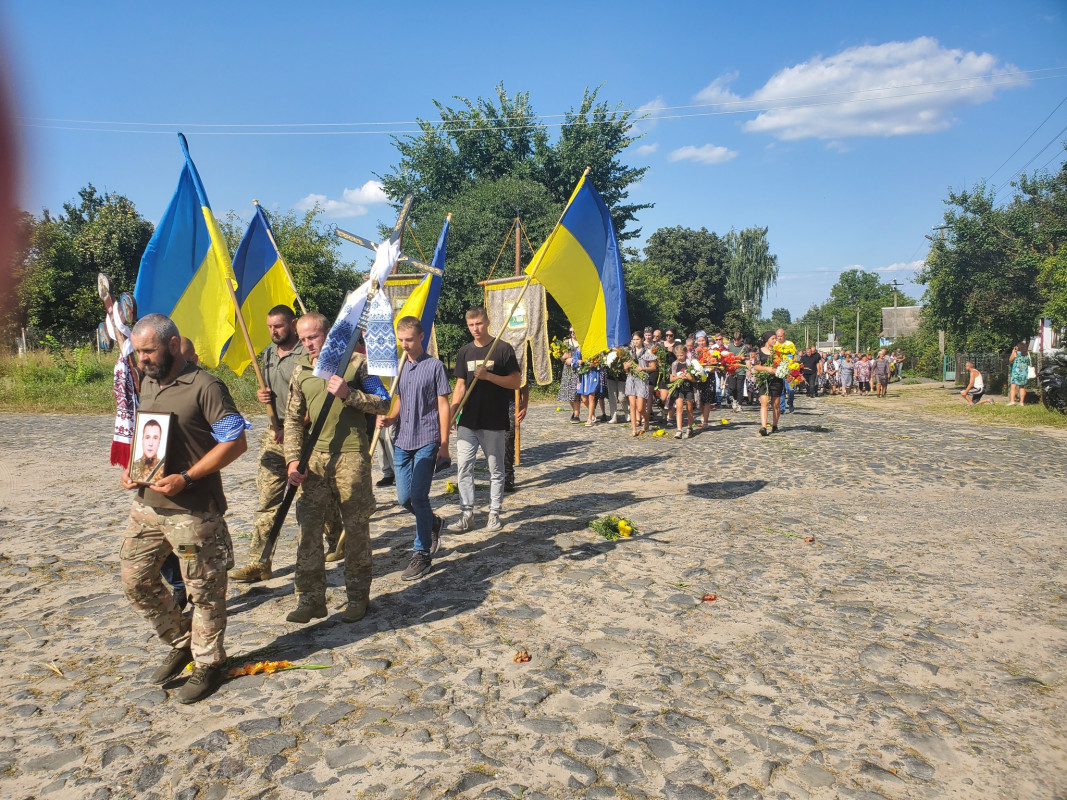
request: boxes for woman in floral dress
[556,329,581,422]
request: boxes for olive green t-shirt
[136,362,240,513]
[283,352,390,462]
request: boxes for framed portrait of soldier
[128,412,172,485]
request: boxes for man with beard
[229,305,308,583]
[120,313,248,703]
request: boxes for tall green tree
[918,183,1045,351]
[14,184,153,337]
[641,226,731,335]
[725,226,779,317]
[378,84,651,347]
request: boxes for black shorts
[758,377,785,399]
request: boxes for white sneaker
[485,512,503,532]
[1007,401,1016,406]
[447,512,473,532]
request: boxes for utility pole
[890,280,903,308]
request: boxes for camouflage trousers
[121,501,228,666]
[294,450,374,606]
[247,431,342,564]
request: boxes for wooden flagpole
[253,199,307,314]
[259,196,413,567]
[451,168,590,426]
[224,277,281,431]
[513,216,522,467]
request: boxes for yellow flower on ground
[618,522,632,537]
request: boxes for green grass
[0,350,265,415]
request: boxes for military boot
[286,600,328,623]
[229,562,271,583]
[342,596,369,623]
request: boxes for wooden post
[452,168,591,426]
[513,217,522,466]
[224,278,280,431]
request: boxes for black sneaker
[375,475,395,488]
[401,551,432,581]
[177,663,223,704]
[150,646,192,685]
[598,414,610,423]
[430,515,442,556]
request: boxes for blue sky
[4,1,1066,319]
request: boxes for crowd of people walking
[555,326,911,438]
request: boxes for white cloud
[704,37,1023,141]
[631,96,667,133]
[694,71,742,105]
[296,180,388,218]
[668,143,738,165]
[633,142,659,156]
[875,259,925,274]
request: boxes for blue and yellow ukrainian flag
[221,204,298,375]
[394,215,448,350]
[525,173,629,355]
[134,133,237,368]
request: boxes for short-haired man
[377,316,452,580]
[448,307,520,533]
[120,313,248,704]
[230,305,308,584]
[725,331,749,411]
[130,419,164,483]
[960,361,995,406]
[284,312,390,623]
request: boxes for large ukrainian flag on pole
[221,204,298,375]
[133,133,237,369]
[524,171,629,355]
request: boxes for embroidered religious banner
[483,276,552,386]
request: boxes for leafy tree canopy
[13,184,153,338]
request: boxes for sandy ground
[0,389,1065,800]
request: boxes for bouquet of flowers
[603,347,629,381]
[589,515,637,540]
[756,341,803,387]
[668,359,706,393]
[549,336,569,362]
[626,358,649,383]
[577,350,604,375]
[652,345,671,384]
[776,358,804,387]
[695,346,720,370]
[717,351,743,375]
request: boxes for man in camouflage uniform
[120,314,248,704]
[228,305,345,581]
[284,312,389,624]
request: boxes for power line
[986,94,1067,182]
[995,121,1067,194]
[17,68,1067,137]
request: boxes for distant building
[881,305,922,339]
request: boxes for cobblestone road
[0,396,1064,799]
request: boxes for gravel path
[1,396,1065,799]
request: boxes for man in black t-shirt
[448,307,521,533]
[800,347,823,398]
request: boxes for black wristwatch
[180,471,196,488]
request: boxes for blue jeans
[779,383,795,412]
[394,442,439,555]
